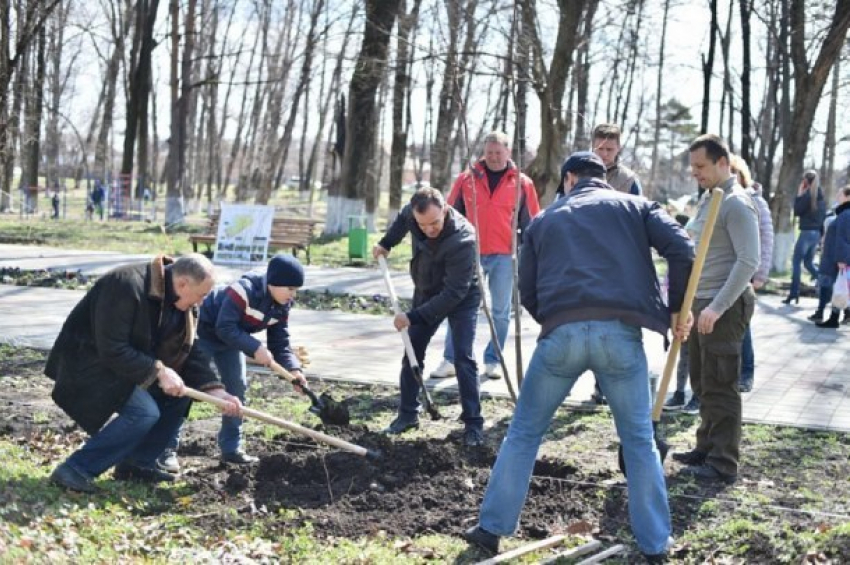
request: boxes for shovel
[183,387,379,459]
[377,256,442,420]
[268,359,350,426]
[618,187,725,476]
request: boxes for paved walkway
[0,244,848,432]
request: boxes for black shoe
[807,310,824,322]
[591,392,608,406]
[672,449,707,466]
[382,416,419,435]
[662,391,686,411]
[156,449,180,473]
[50,462,97,493]
[681,396,700,414]
[843,309,850,325]
[644,553,668,564]
[463,427,484,447]
[114,463,176,483]
[739,378,753,393]
[680,463,736,485]
[816,311,840,328]
[464,525,499,554]
[781,295,799,305]
[221,450,259,465]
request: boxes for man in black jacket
[46,254,242,493]
[464,152,694,561]
[373,188,484,446]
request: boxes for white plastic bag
[832,267,849,310]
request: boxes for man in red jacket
[430,131,540,380]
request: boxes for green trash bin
[348,215,369,262]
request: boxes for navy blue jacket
[520,178,694,337]
[379,205,480,325]
[197,273,300,370]
[794,189,826,231]
[820,202,850,280]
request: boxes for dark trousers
[689,287,755,476]
[398,302,483,430]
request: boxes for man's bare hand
[207,388,242,417]
[393,312,410,331]
[697,307,721,334]
[372,244,389,260]
[288,369,308,393]
[158,366,186,397]
[253,345,273,366]
[671,311,694,341]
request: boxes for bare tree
[326,0,402,235]
[820,54,839,204]
[700,0,719,134]
[648,0,671,198]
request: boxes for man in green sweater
[673,134,759,485]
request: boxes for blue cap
[266,254,305,287]
[560,151,606,181]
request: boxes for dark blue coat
[820,202,850,280]
[519,178,694,337]
[794,189,826,231]
[197,273,300,370]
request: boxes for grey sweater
[689,177,760,314]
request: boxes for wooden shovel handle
[183,387,370,457]
[652,188,725,421]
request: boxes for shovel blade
[315,392,350,426]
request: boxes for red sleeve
[524,176,541,218]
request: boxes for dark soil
[1,345,849,563]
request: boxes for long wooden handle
[377,256,420,369]
[183,387,370,457]
[652,187,725,421]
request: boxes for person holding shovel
[373,187,485,447]
[159,254,308,471]
[46,254,242,493]
[464,151,694,561]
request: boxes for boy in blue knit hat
[159,254,307,470]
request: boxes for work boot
[816,310,840,329]
[382,415,419,435]
[672,448,707,466]
[114,463,176,484]
[680,463,736,485]
[221,450,259,465]
[464,525,499,554]
[662,391,686,411]
[429,359,456,378]
[463,427,484,447]
[50,462,97,493]
[156,449,180,474]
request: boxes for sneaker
[156,449,180,474]
[482,363,501,380]
[382,416,419,435]
[463,525,499,553]
[430,359,456,378]
[662,391,686,411]
[463,427,485,447]
[114,463,176,483]
[50,462,97,493]
[682,396,700,414]
[221,450,259,465]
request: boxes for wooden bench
[190,214,319,264]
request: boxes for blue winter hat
[266,254,305,287]
[560,151,606,181]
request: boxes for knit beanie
[266,254,305,287]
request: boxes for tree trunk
[648,0,670,199]
[43,0,66,187]
[738,0,753,164]
[520,0,586,204]
[572,0,598,152]
[326,0,401,235]
[21,25,47,202]
[700,0,718,134]
[820,56,839,205]
[772,1,850,272]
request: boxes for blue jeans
[444,254,512,365]
[66,386,190,479]
[399,301,482,429]
[740,324,754,384]
[789,229,820,298]
[817,274,833,312]
[195,337,248,454]
[477,320,670,554]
